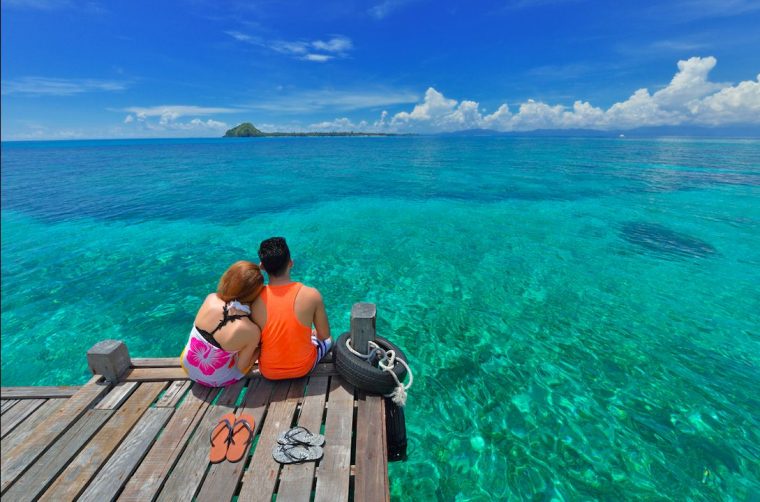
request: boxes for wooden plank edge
[1,387,81,399]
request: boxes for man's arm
[312,290,331,341]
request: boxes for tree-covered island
[223,122,401,137]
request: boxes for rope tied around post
[345,337,413,406]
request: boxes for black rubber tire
[334,333,408,395]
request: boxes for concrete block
[87,340,130,383]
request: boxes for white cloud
[227,32,353,62]
[118,105,232,136]
[311,36,352,53]
[303,54,334,62]
[371,56,760,132]
[122,105,239,121]
[308,117,364,131]
[2,77,127,96]
[247,89,418,113]
[690,73,760,124]
[225,30,253,42]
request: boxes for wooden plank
[314,376,355,502]
[1,400,66,458]
[78,407,174,502]
[0,386,80,399]
[1,400,19,414]
[277,376,330,501]
[126,359,335,376]
[310,363,340,377]
[354,393,390,502]
[1,399,45,439]
[238,379,303,502]
[154,380,192,408]
[196,378,275,502]
[1,375,109,493]
[155,379,248,502]
[2,409,113,501]
[118,384,217,501]
[122,367,189,381]
[124,363,339,382]
[94,381,139,410]
[131,357,181,367]
[39,382,167,501]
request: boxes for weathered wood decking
[0,355,390,501]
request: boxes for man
[251,237,333,380]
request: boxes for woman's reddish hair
[217,261,264,304]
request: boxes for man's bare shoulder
[299,285,323,304]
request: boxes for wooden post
[87,340,131,383]
[350,303,376,354]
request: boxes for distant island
[223,122,401,138]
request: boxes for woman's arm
[235,324,261,373]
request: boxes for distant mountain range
[436,125,760,138]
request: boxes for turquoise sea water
[1,137,759,500]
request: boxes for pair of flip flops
[272,426,325,464]
[210,413,255,463]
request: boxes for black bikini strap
[208,303,250,336]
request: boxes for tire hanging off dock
[334,332,412,462]
[334,333,411,399]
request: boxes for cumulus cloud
[119,105,232,136]
[369,56,760,132]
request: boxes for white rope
[345,337,413,407]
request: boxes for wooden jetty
[0,304,391,501]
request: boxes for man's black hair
[258,237,291,277]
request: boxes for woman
[180,261,263,387]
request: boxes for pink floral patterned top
[179,300,251,387]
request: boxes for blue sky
[2,0,759,139]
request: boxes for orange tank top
[258,282,316,380]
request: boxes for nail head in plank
[1,399,45,439]
[155,380,192,408]
[238,379,304,502]
[277,376,330,501]
[1,375,109,492]
[0,386,80,399]
[155,379,248,502]
[314,376,355,502]
[196,378,275,502]
[354,393,390,502]
[3,409,113,501]
[39,381,167,501]
[78,407,174,502]
[94,381,139,410]
[119,385,217,502]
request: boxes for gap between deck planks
[0,375,110,494]
[1,365,391,501]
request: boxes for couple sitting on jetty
[180,237,333,387]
